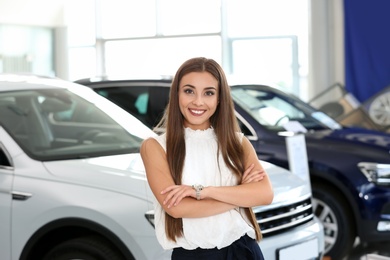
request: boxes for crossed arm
[140,137,273,219]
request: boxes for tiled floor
[321,238,390,260]
[344,239,390,260]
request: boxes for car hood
[260,160,310,205]
[307,127,390,151]
[43,154,310,205]
[43,153,151,200]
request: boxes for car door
[0,129,14,260]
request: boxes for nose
[192,94,204,106]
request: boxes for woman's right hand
[241,163,265,184]
[160,184,195,208]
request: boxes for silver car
[0,74,324,260]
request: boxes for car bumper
[260,216,324,260]
[357,185,390,243]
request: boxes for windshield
[231,85,341,132]
[0,87,154,161]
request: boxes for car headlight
[358,162,390,185]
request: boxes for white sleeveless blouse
[152,127,255,250]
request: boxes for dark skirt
[171,234,265,260]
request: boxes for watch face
[192,184,203,191]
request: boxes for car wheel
[312,183,355,259]
[43,236,125,260]
[367,92,390,126]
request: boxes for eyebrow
[182,84,217,90]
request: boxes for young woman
[140,57,273,259]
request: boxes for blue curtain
[344,0,390,102]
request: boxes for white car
[0,74,324,260]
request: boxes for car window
[231,87,331,131]
[135,93,148,114]
[0,147,11,167]
[238,119,252,136]
[0,88,150,161]
[96,87,146,116]
[95,86,170,129]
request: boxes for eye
[184,88,194,94]
[205,91,215,96]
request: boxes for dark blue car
[77,77,390,259]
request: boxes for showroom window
[230,36,298,93]
[66,0,308,97]
[157,0,221,35]
[100,0,156,38]
[105,36,221,76]
[225,0,308,94]
[99,0,222,77]
[65,0,96,80]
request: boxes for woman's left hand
[241,163,266,184]
[161,185,196,208]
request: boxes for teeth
[191,109,204,114]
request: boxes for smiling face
[178,71,219,130]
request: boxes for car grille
[256,196,314,237]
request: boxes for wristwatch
[192,184,204,200]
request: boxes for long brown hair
[156,57,262,241]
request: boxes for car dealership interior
[1,1,390,260]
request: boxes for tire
[312,183,356,259]
[367,92,390,126]
[43,236,125,260]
